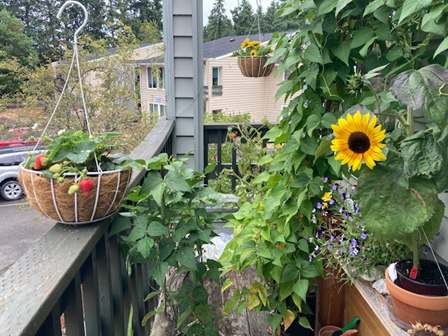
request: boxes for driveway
[0,198,55,275]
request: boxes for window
[149,102,166,117]
[212,67,221,86]
[147,67,165,89]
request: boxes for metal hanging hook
[57,1,88,45]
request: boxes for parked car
[0,128,40,148]
[0,146,44,201]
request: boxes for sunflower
[241,38,249,49]
[250,49,258,56]
[331,110,386,171]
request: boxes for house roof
[203,33,275,59]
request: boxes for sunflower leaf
[400,131,443,177]
[356,166,441,241]
[391,64,448,131]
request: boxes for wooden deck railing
[0,118,175,336]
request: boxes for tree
[204,0,234,42]
[0,9,38,95]
[261,1,286,33]
[231,0,256,36]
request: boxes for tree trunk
[150,267,273,336]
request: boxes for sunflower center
[348,132,370,153]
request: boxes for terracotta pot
[237,56,274,77]
[319,325,340,336]
[385,267,448,328]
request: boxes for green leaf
[253,171,270,184]
[222,278,233,292]
[421,4,447,36]
[434,36,448,58]
[391,64,448,130]
[268,313,283,333]
[109,216,132,237]
[141,171,163,194]
[281,264,299,284]
[300,260,322,278]
[137,237,154,259]
[279,281,294,301]
[321,113,338,129]
[258,155,273,166]
[335,0,353,16]
[364,0,386,16]
[147,262,168,286]
[147,221,169,237]
[291,174,310,188]
[304,115,320,137]
[356,166,441,241]
[399,0,432,24]
[128,225,146,241]
[193,286,208,305]
[299,316,313,330]
[351,26,374,49]
[299,136,318,155]
[359,37,376,57]
[204,162,216,174]
[400,131,443,176]
[304,44,323,64]
[159,238,175,261]
[166,172,191,192]
[176,246,198,270]
[332,41,351,66]
[236,301,248,315]
[317,0,337,16]
[194,304,213,324]
[293,279,309,301]
[144,291,161,302]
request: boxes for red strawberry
[79,179,94,196]
[34,154,47,170]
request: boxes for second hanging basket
[237,56,274,78]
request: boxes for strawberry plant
[23,130,139,195]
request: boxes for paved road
[0,197,55,275]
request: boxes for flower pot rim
[396,258,448,291]
[385,267,448,309]
[19,162,128,176]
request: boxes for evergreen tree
[231,0,256,36]
[204,0,233,42]
[262,1,286,33]
[0,9,38,94]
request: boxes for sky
[203,0,271,23]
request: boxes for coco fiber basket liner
[237,56,274,78]
[19,164,131,224]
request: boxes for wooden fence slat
[109,235,125,335]
[97,234,115,336]
[62,273,85,336]
[36,304,62,336]
[81,251,102,336]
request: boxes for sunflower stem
[405,107,414,137]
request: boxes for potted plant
[19,130,136,224]
[330,71,448,325]
[232,38,274,78]
[309,180,408,283]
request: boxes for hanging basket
[18,164,131,224]
[237,56,274,78]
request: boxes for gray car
[0,146,44,201]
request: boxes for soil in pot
[396,259,448,296]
